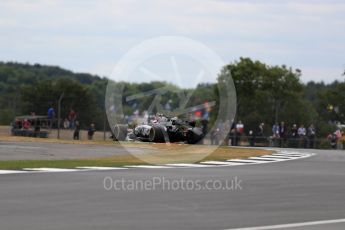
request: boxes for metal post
[57,92,64,139]
[103,81,108,141]
[103,112,106,141]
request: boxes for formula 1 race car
[112,115,204,144]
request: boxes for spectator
[236,120,244,134]
[272,123,280,138]
[223,120,231,146]
[307,124,316,148]
[257,123,265,136]
[201,119,208,137]
[334,129,343,149]
[298,124,306,136]
[48,106,55,119]
[328,132,338,149]
[210,128,218,145]
[73,121,80,140]
[211,125,221,145]
[15,118,22,129]
[335,129,342,138]
[235,120,244,146]
[290,124,298,137]
[47,106,55,128]
[34,123,40,138]
[68,109,77,129]
[289,124,298,148]
[249,130,255,146]
[272,122,280,147]
[63,118,70,129]
[298,124,307,148]
[254,123,265,146]
[229,121,237,146]
[279,121,287,147]
[88,123,96,140]
[22,119,31,130]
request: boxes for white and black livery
[112,115,204,144]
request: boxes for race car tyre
[149,125,166,143]
[187,127,204,144]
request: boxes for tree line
[0,59,344,137]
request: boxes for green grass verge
[0,159,149,170]
[0,137,272,170]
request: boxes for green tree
[218,57,313,133]
[20,79,99,128]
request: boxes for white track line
[259,155,294,159]
[0,170,27,174]
[273,154,304,157]
[224,218,345,230]
[280,151,304,155]
[77,167,127,170]
[200,161,247,166]
[278,150,295,153]
[23,168,82,172]
[248,157,283,161]
[165,163,215,168]
[226,159,265,164]
[125,165,173,169]
[0,150,315,175]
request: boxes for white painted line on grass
[224,218,345,230]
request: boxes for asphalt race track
[1,147,345,230]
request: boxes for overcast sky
[1,0,345,87]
